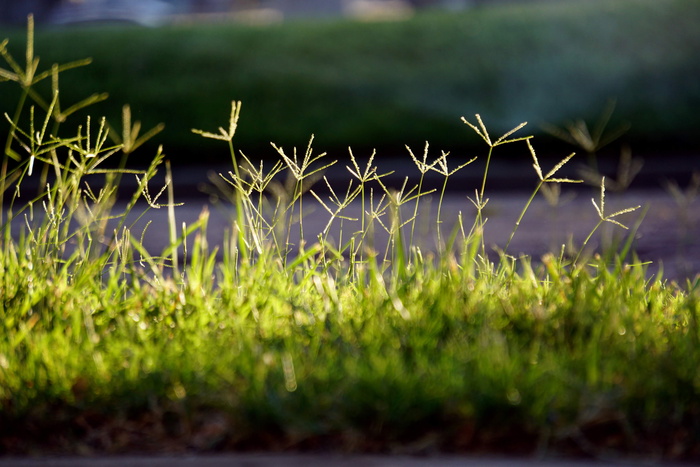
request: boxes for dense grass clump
[1,15,700,461]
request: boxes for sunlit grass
[1,16,699,460]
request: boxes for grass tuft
[1,17,699,460]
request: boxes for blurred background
[1,0,699,187]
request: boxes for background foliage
[1,0,698,164]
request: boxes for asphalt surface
[7,157,698,281]
[37,150,680,280]
[104,185,698,282]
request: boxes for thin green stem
[166,160,178,273]
[1,90,30,225]
[225,140,247,262]
[479,146,494,201]
[474,145,495,255]
[298,181,304,251]
[284,179,303,264]
[355,182,366,264]
[574,219,604,267]
[228,139,241,182]
[4,88,29,161]
[436,175,448,249]
[504,180,543,254]
[409,172,425,252]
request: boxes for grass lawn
[1,0,699,163]
[1,5,700,461]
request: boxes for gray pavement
[113,187,698,282]
[5,157,699,281]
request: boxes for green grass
[1,12,700,460]
[1,0,699,162]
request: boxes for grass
[0,0,699,161]
[1,13,700,461]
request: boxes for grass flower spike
[192,100,241,142]
[574,176,641,265]
[505,140,582,252]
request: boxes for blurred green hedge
[2,0,699,164]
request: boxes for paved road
[113,187,698,282]
[5,155,699,281]
[105,153,696,283]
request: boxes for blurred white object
[344,0,414,20]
